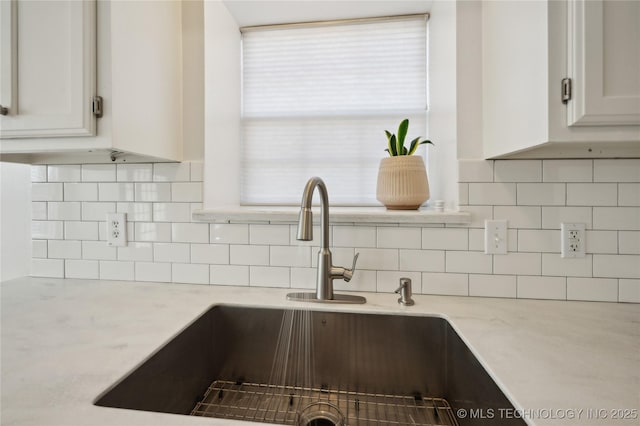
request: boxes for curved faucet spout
[297,177,330,251]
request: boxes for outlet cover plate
[484,220,508,254]
[561,223,585,258]
[107,212,127,247]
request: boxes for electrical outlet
[107,213,127,247]
[561,223,585,258]
[484,220,508,254]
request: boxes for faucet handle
[343,252,359,282]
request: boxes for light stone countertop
[1,277,638,426]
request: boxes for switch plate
[484,220,507,254]
[107,213,127,247]
[561,223,585,258]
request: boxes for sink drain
[296,402,344,426]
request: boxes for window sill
[192,206,471,225]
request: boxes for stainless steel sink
[95,306,524,426]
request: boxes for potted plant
[376,119,434,210]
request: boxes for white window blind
[241,15,428,205]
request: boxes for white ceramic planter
[376,156,430,210]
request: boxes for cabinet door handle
[0,105,8,115]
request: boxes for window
[240,15,429,206]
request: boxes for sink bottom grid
[190,380,458,426]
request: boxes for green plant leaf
[396,119,409,155]
[408,137,421,155]
[387,134,397,156]
[402,146,408,155]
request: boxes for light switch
[484,220,507,254]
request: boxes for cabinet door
[0,0,96,139]
[567,0,640,126]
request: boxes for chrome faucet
[287,177,365,304]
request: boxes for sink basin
[95,306,524,426]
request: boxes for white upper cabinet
[0,0,184,164]
[0,0,96,138]
[567,0,640,126]
[483,0,640,159]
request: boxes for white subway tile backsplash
[357,248,398,270]
[593,207,640,230]
[619,279,640,303]
[153,163,190,182]
[421,273,468,296]
[567,277,618,302]
[32,183,63,201]
[311,247,354,268]
[31,258,64,278]
[48,240,81,259]
[468,183,516,205]
[619,232,640,255]
[117,164,152,182]
[190,161,204,181]
[517,183,565,206]
[32,240,47,258]
[99,261,134,281]
[64,183,98,201]
[469,274,516,298]
[172,223,209,243]
[290,267,317,289]
[82,241,117,260]
[376,271,421,293]
[541,207,592,229]
[135,262,171,282]
[210,265,249,286]
[82,164,116,182]
[210,224,249,244]
[494,160,541,182]
[32,221,63,240]
[152,203,190,222]
[516,276,566,300]
[171,182,202,202]
[398,249,445,272]
[289,225,321,246]
[65,260,99,279]
[117,242,153,262]
[377,227,421,249]
[32,202,47,220]
[618,184,640,206]
[458,159,493,182]
[457,206,493,228]
[117,202,153,222]
[594,159,640,182]
[585,231,618,254]
[230,245,269,265]
[98,183,134,202]
[48,165,80,182]
[172,263,209,284]
[65,221,99,241]
[31,165,47,182]
[335,269,377,292]
[494,206,541,229]
[333,226,376,248]
[135,183,171,202]
[81,202,115,221]
[494,252,541,275]
[250,224,290,245]
[446,251,492,274]
[543,160,592,182]
[593,255,640,279]
[249,266,290,288]
[518,230,559,253]
[422,228,468,250]
[47,202,81,220]
[154,243,191,263]
[458,183,469,205]
[270,246,310,267]
[134,222,171,242]
[191,244,228,264]
[566,183,617,206]
[542,254,592,277]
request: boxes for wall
[1,162,31,281]
[29,160,639,303]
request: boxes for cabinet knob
[0,105,8,116]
